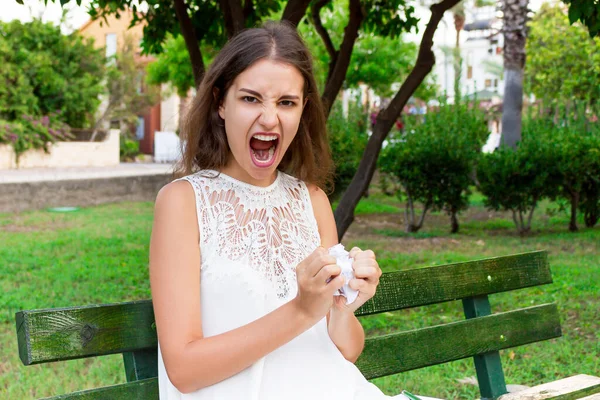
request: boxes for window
[105,33,117,58]
[136,117,145,140]
[485,79,492,88]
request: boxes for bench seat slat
[356,251,551,316]
[41,378,157,399]
[356,303,561,380]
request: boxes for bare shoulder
[305,182,337,247]
[305,182,329,207]
[155,179,195,209]
[155,180,197,216]
[153,179,199,242]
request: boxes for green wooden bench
[15,250,600,399]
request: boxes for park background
[1,0,599,398]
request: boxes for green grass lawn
[1,190,598,399]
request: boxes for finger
[331,273,345,291]
[309,253,338,277]
[353,258,381,272]
[348,278,371,293]
[354,249,376,260]
[315,263,342,283]
[353,265,379,278]
[348,246,362,259]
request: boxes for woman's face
[218,58,305,186]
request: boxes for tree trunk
[450,209,459,233]
[311,0,338,85]
[584,209,599,228]
[405,195,430,233]
[173,0,205,88]
[501,68,524,148]
[334,0,461,241]
[320,0,364,116]
[219,0,245,38]
[500,0,529,149]
[569,192,579,232]
[453,11,464,100]
[281,0,313,26]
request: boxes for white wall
[0,130,120,169]
[160,85,181,133]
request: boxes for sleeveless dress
[157,169,435,400]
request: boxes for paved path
[0,163,175,184]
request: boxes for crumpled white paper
[328,243,359,305]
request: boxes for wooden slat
[41,377,157,399]
[16,251,551,365]
[16,301,156,365]
[498,374,600,400]
[356,251,551,316]
[356,304,561,380]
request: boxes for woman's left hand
[333,247,382,313]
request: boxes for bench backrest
[15,250,561,399]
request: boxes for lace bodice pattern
[179,169,321,303]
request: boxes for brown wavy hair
[175,21,333,193]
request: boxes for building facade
[79,10,181,155]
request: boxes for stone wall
[0,129,120,170]
[0,173,172,214]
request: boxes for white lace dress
[157,169,429,400]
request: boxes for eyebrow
[239,88,300,100]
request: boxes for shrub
[327,100,369,201]
[476,119,556,234]
[379,100,488,233]
[0,113,72,163]
[477,102,600,233]
[0,20,105,128]
[120,134,140,162]
[545,102,600,231]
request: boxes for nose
[258,103,279,130]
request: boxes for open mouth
[249,133,279,167]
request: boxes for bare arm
[150,181,341,393]
[307,184,365,363]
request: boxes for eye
[280,100,296,107]
[242,96,258,103]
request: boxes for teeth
[253,134,278,141]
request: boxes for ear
[213,88,225,119]
[303,97,308,110]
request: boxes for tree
[333,0,461,238]
[380,100,488,233]
[562,0,600,37]
[500,0,528,149]
[0,19,105,128]
[45,0,460,240]
[146,34,196,99]
[526,3,600,105]
[93,34,160,138]
[300,3,436,100]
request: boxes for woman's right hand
[293,246,345,322]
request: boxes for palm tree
[452,3,466,98]
[500,0,529,148]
